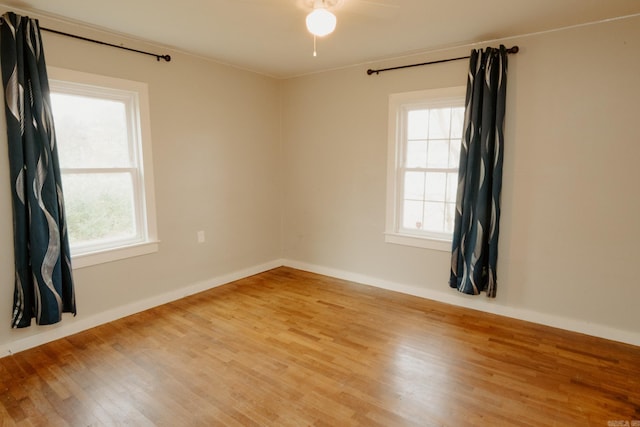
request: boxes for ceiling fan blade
[338,0,400,19]
[350,0,400,9]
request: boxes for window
[48,67,158,268]
[385,87,465,251]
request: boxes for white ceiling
[2,0,640,78]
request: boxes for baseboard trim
[0,259,285,358]
[4,258,637,358]
[283,259,640,347]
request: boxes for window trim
[385,86,465,251]
[48,67,159,268]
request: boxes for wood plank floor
[1,267,639,426]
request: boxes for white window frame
[385,86,465,252]
[48,67,159,268]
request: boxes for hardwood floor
[1,267,638,426]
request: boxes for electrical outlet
[197,230,205,243]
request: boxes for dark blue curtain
[449,45,508,298]
[1,12,76,327]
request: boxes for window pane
[404,172,425,200]
[445,203,457,233]
[449,139,461,168]
[450,107,465,139]
[63,173,137,247]
[423,202,445,232]
[427,139,449,168]
[425,172,446,201]
[402,200,423,230]
[406,140,427,168]
[51,93,131,168]
[407,110,428,139]
[428,108,452,139]
[446,173,458,203]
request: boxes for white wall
[281,16,640,344]
[0,10,283,354]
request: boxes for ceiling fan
[302,0,398,56]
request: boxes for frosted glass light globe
[306,8,336,37]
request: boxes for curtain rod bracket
[367,45,519,76]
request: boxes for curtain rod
[41,27,171,62]
[366,45,518,75]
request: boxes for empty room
[0,0,639,425]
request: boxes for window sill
[384,232,451,252]
[72,241,160,269]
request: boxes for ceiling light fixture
[306,3,336,37]
[306,0,336,57]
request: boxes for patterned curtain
[449,45,508,298]
[1,12,76,327]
